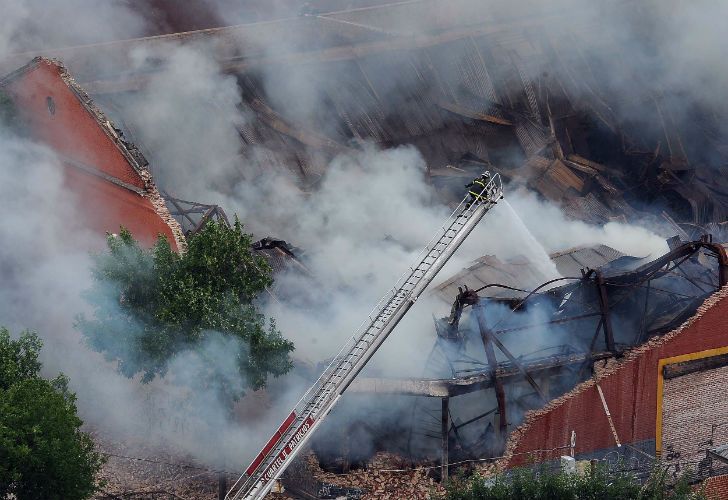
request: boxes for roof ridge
[55,57,187,251]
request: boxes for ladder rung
[234,176,501,500]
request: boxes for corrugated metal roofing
[435,244,627,301]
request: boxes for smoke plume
[2,0,723,471]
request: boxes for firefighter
[465,172,491,209]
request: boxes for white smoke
[121,43,248,193]
[1,0,719,472]
[0,0,148,59]
[0,125,297,469]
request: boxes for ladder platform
[226,172,503,500]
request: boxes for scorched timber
[348,350,614,398]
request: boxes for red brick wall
[6,60,145,188]
[63,167,178,249]
[3,59,180,250]
[704,474,728,500]
[662,365,728,469]
[500,288,728,468]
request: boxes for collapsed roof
[435,244,627,301]
[3,1,728,491]
[3,1,726,229]
[339,237,728,466]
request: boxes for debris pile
[92,435,226,500]
[8,2,727,231]
[282,452,444,500]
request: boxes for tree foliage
[76,219,294,400]
[0,328,104,499]
[444,463,707,500]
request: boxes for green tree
[76,219,294,401]
[443,463,707,500]
[0,328,104,499]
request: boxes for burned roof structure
[337,237,728,481]
[4,1,728,496]
[2,1,727,229]
[435,244,627,301]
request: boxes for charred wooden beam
[188,205,219,236]
[347,377,451,397]
[492,312,600,336]
[164,195,198,228]
[595,271,616,354]
[247,98,351,154]
[162,192,231,236]
[651,93,689,165]
[453,407,497,432]
[605,240,728,288]
[486,331,548,403]
[218,473,227,500]
[475,306,508,434]
[348,350,614,397]
[663,352,728,380]
[441,397,450,483]
[636,279,651,344]
[565,154,608,173]
[434,99,512,126]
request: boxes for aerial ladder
[226,172,504,500]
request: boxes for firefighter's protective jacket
[466,176,489,201]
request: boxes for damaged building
[305,237,728,489]
[3,0,726,230]
[3,0,728,499]
[0,58,185,251]
[0,57,304,285]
